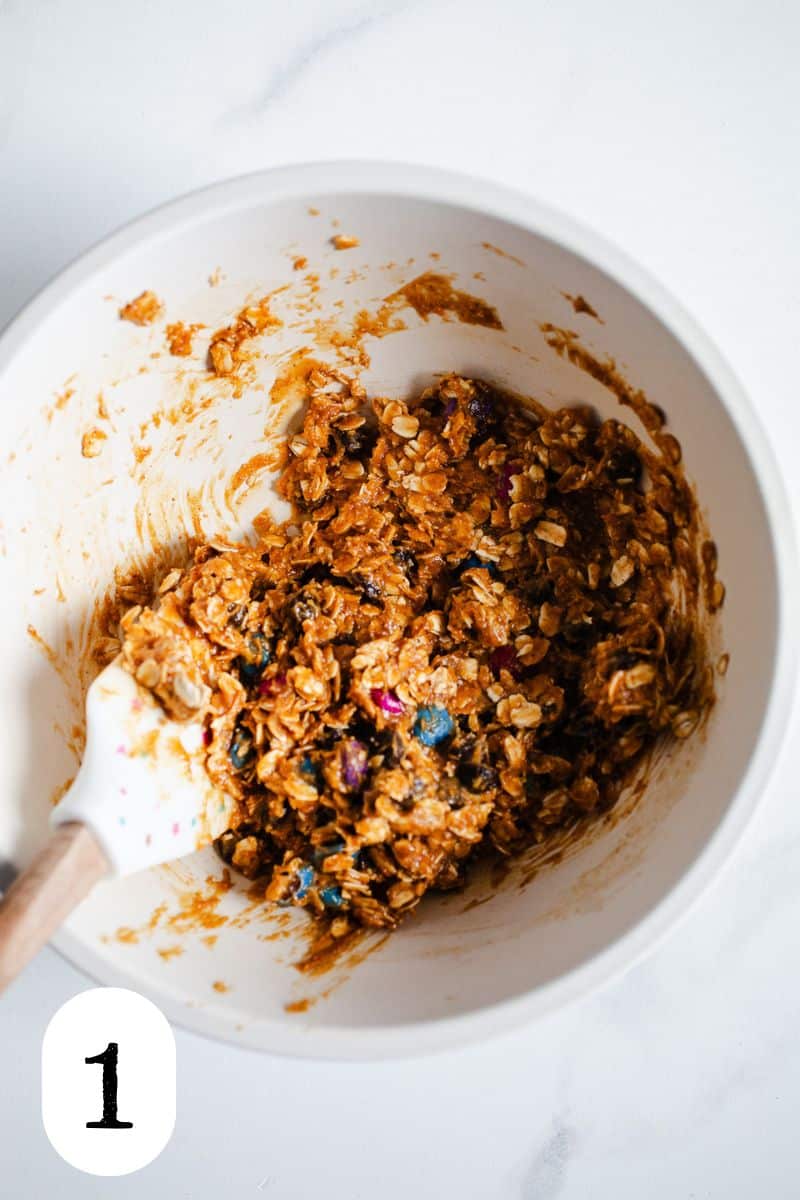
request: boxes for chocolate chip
[290,596,319,625]
[356,576,382,604]
[606,447,642,485]
[467,383,497,439]
[393,547,418,578]
[343,424,377,459]
[457,762,499,791]
[227,604,249,629]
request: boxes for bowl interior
[0,173,777,1055]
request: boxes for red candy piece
[490,645,525,681]
[258,673,287,697]
[497,461,523,501]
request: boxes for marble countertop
[2,0,799,1195]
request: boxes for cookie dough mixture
[120,371,717,932]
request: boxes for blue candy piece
[312,839,345,867]
[319,884,344,909]
[413,705,455,747]
[229,728,254,769]
[299,754,322,787]
[457,553,498,577]
[239,632,271,683]
[293,863,315,901]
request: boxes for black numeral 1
[85,1042,133,1129]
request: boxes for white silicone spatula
[0,660,237,992]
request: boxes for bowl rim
[2,159,797,1059]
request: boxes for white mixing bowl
[0,162,795,1058]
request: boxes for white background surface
[1,0,799,1195]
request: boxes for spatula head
[51,662,237,876]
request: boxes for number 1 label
[42,988,175,1175]
[85,1042,133,1129]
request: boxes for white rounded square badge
[42,987,176,1176]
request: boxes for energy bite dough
[120,370,717,932]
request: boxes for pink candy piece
[370,688,405,716]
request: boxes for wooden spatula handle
[0,823,109,993]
